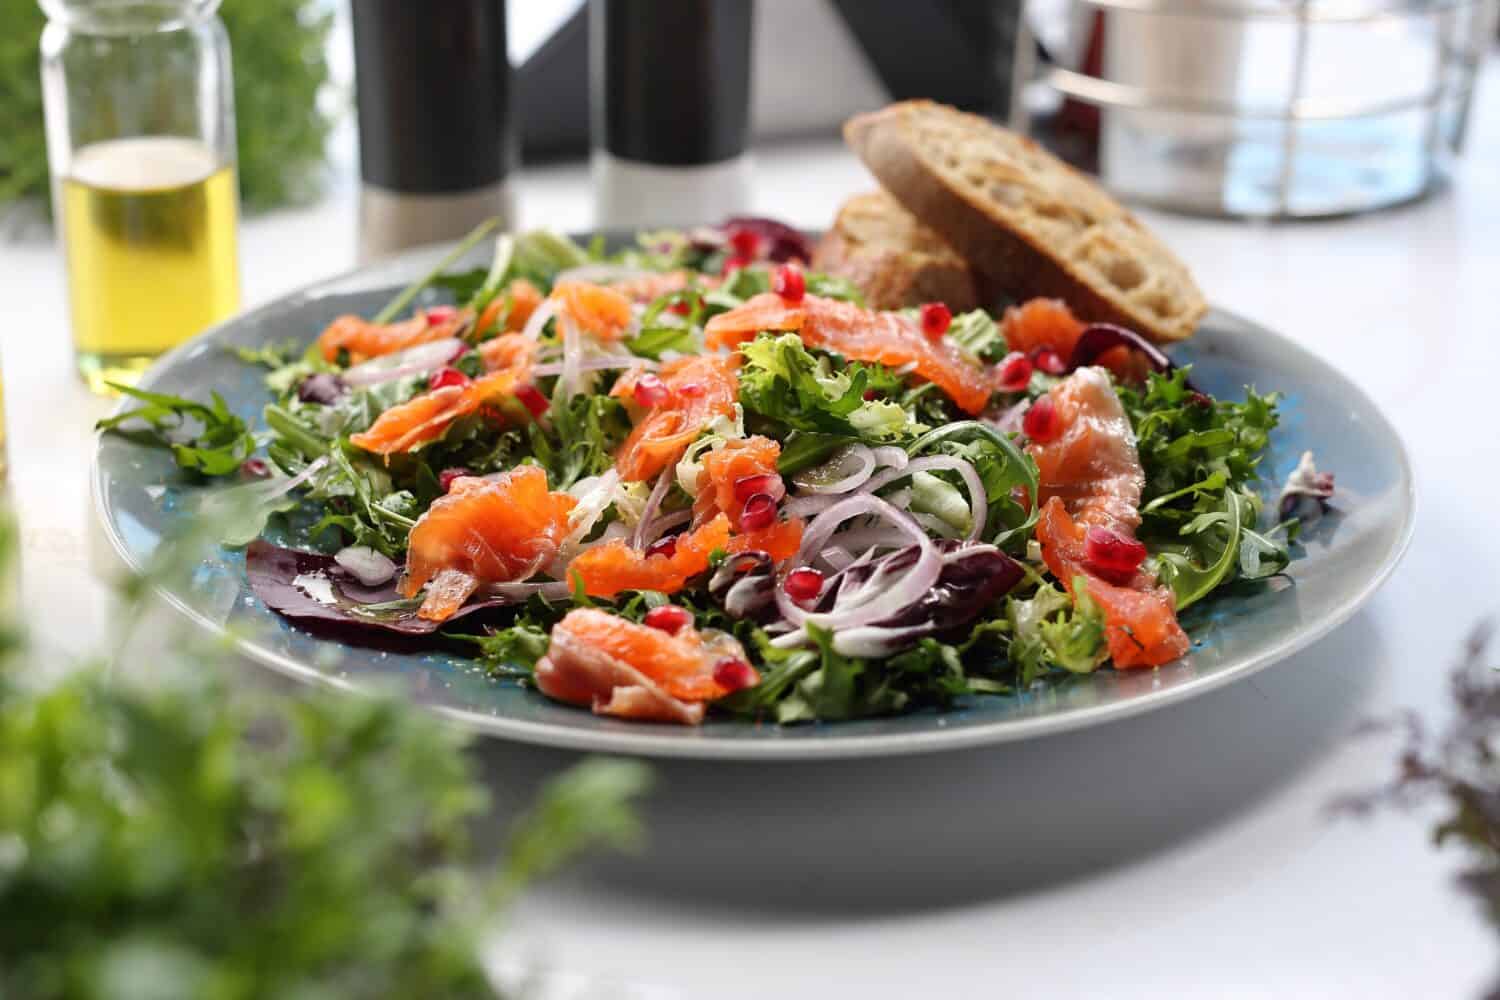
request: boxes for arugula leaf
[739,333,919,442]
[526,393,632,490]
[96,385,256,477]
[1152,487,1248,609]
[232,338,302,370]
[463,621,552,679]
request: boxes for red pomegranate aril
[733,472,785,503]
[738,493,777,532]
[783,566,824,604]
[772,263,805,302]
[1188,390,1214,409]
[1084,526,1148,584]
[645,534,678,559]
[862,388,881,401]
[643,604,692,635]
[438,467,472,493]
[996,352,1034,392]
[677,381,706,398]
[920,301,952,339]
[726,226,763,260]
[633,372,670,407]
[239,457,271,480]
[1032,347,1067,375]
[425,305,458,326]
[515,382,549,418]
[429,366,470,391]
[1022,395,1059,441]
[713,657,758,692]
[669,299,692,316]
[721,254,753,276]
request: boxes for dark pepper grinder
[591,0,753,228]
[351,0,513,260]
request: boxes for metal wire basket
[1010,0,1499,217]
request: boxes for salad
[101,218,1315,727]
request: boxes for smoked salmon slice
[478,332,537,371]
[318,308,470,364]
[349,365,530,456]
[612,354,740,482]
[1003,298,1148,383]
[1028,367,1189,669]
[552,281,635,341]
[566,515,732,598]
[477,279,543,336]
[692,435,782,527]
[703,292,993,415]
[401,466,577,621]
[535,607,756,724]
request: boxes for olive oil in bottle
[60,137,241,394]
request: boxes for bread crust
[844,101,1206,343]
[812,191,979,311]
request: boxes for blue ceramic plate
[93,241,1414,759]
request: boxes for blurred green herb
[0,500,650,999]
[96,384,256,477]
[1,0,333,217]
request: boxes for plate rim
[91,250,1417,761]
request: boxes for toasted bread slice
[811,191,980,312]
[844,101,1206,343]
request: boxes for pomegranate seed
[645,534,678,559]
[1084,526,1148,584]
[713,657,758,692]
[862,388,881,401]
[738,493,777,532]
[439,467,472,492]
[428,366,470,390]
[783,566,824,604]
[643,604,692,635]
[1032,347,1067,375]
[920,302,952,339]
[515,382,549,418]
[726,226,763,260]
[1188,390,1214,409]
[996,352,1034,392]
[677,381,705,398]
[633,372,670,407]
[425,305,458,326]
[721,254,753,276]
[772,263,805,302]
[733,472,784,503]
[669,299,692,316]
[1022,395,1059,441]
[238,457,271,480]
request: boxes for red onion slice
[632,465,676,550]
[334,545,397,587]
[862,455,988,542]
[341,338,465,388]
[478,580,573,602]
[520,299,558,343]
[871,446,909,471]
[530,355,656,378]
[791,442,876,495]
[775,494,941,632]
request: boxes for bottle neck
[39,0,221,35]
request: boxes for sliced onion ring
[791,442,876,495]
[632,465,676,550]
[860,455,988,542]
[871,446,909,471]
[554,263,653,287]
[520,299,558,343]
[774,494,941,631]
[341,338,465,388]
[531,355,656,378]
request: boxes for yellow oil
[61,137,241,394]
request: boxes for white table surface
[5,75,1499,997]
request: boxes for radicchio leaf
[246,539,511,636]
